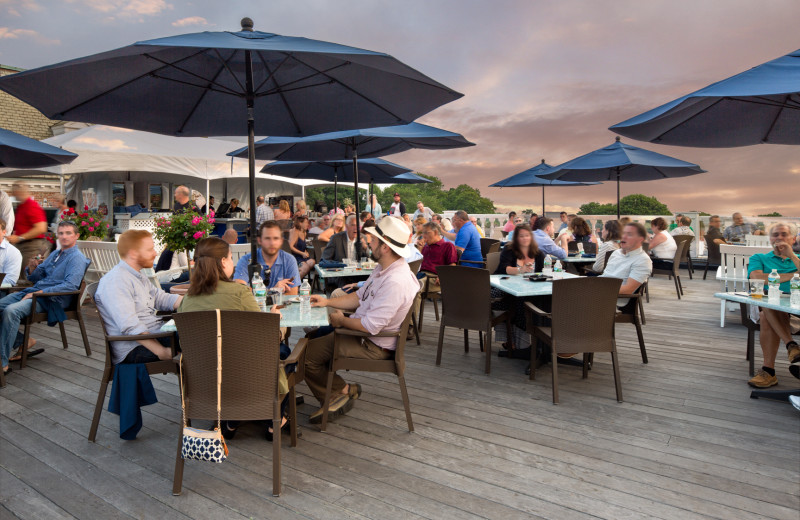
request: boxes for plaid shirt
[723,223,759,242]
[255,203,274,226]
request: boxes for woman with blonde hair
[274,199,292,220]
[318,213,344,242]
[294,199,307,217]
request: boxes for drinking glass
[577,242,584,254]
[748,279,764,299]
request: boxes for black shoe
[790,364,800,380]
[265,419,289,442]
[220,421,238,440]
[2,367,11,375]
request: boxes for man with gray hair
[0,221,89,375]
[173,185,195,213]
[724,212,762,242]
[322,214,362,288]
[451,210,482,266]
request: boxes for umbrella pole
[616,168,621,220]
[244,48,258,285]
[542,186,545,216]
[334,171,338,212]
[352,148,361,257]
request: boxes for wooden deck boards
[1,275,798,519]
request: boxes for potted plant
[152,210,215,273]
[60,205,111,241]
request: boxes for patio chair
[172,310,306,497]
[614,286,648,364]
[86,282,178,442]
[525,277,623,404]
[418,271,442,331]
[319,295,418,432]
[650,239,689,299]
[672,235,695,278]
[485,251,501,275]
[435,266,513,374]
[407,259,422,345]
[480,238,500,259]
[702,233,722,280]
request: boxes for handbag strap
[179,309,224,429]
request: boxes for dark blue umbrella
[229,122,474,249]
[490,159,600,214]
[610,48,800,147]
[540,137,705,218]
[0,128,78,168]
[0,18,462,283]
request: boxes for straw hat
[363,216,412,257]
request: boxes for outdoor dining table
[714,291,800,401]
[160,302,330,332]
[315,264,374,280]
[560,256,597,274]
[489,272,580,297]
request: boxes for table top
[714,292,800,316]
[315,264,374,279]
[561,256,596,263]
[160,303,329,332]
[490,272,580,298]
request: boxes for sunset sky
[1,0,798,215]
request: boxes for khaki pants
[16,239,47,281]
[304,331,392,404]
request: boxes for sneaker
[789,364,800,380]
[347,383,362,400]
[787,343,800,364]
[748,370,778,388]
[789,395,800,412]
[309,394,354,424]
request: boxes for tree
[578,194,671,215]
[758,212,782,217]
[374,174,495,214]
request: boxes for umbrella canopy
[489,159,600,214]
[0,127,77,168]
[0,18,462,282]
[229,122,474,252]
[540,137,705,218]
[610,48,800,147]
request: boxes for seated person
[532,217,567,260]
[318,213,344,243]
[601,222,653,303]
[647,217,678,268]
[470,216,485,238]
[1,221,89,375]
[0,217,22,288]
[273,199,292,220]
[305,217,419,423]
[177,237,288,441]
[221,229,239,245]
[705,215,727,247]
[420,222,458,280]
[495,224,545,275]
[724,212,762,242]
[451,210,482,266]
[233,221,300,296]
[227,198,245,214]
[95,230,182,365]
[592,220,622,272]
[557,216,596,251]
[745,223,800,388]
[288,215,316,280]
[321,214,366,288]
[670,215,695,237]
[309,215,328,235]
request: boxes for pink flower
[89,217,94,222]
[183,232,188,237]
[88,227,95,231]
[80,221,87,226]
[106,224,110,228]
[192,231,204,239]
[208,218,215,224]
[166,221,171,226]
[191,216,201,225]
[209,210,215,217]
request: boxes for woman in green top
[178,237,289,441]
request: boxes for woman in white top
[593,220,622,272]
[648,217,677,261]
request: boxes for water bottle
[251,271,267,311]
[553,259,564,280]
[790,273,800,309]
[542,255,552,276]
[767,269,781,303]
[299,279,311,313]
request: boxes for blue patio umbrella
[490,159,600,215]
[0,128,78,168]
[229,122,474,250]
[0,18,462,285]
[610,48,800,147]
[540,137,705,218]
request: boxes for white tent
[0,125,334,209]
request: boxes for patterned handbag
[179,309,229,463]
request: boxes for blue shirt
[25,246,90,307]
[533,229,567,260]
[95,261,181,364]
[234,248,301,290]
[455,220,482,263]
[0,238,22,287]
[747,251,798,293]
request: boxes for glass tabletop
[161,304,329,332]
[490,273,580,297]
[713,292,800,316]
[315,264,374,279]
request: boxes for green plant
[153,210,215,253]
[60,205,110,240]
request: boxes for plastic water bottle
[767,269,781,303]
[790,273,800,309]
[299,280,311,313]
[542,255,553,276]
[553,259,564,280]
[251,272,267,311]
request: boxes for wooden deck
[1,275,798,519]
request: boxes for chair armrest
[106,332,175,342]
[619,293,642,299]
[31,290,81,298]
[524,301,551,319]
[282,338,307,366]
[335,327,399,338]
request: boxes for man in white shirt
[601,222,653,300]
[411,201,433,221]
[389,193,406,217]
[0,218,22,287]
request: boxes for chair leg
[582,353,590,379]
[172,422,185,496]
[678,276,684,295]
[551,350,559,404]
[288,386,298,447]
[635,319,648,364]
[479,330,484,352]
[436,322,445,366]
[720,300,726,328]
[20,323,31,369]
[673,275,681,299]
[418,297,426,331]
[484,328,492,375]
[433,298,439,321]
[78,314,92,357]
[528,339,536,381]
[747,327,755,377]
[638,297,646,325]
[0,367,5,388]
[687,258,693,279]
[88,369,112,442]
[273,399,282,497]
[645,282,649,303]
[703,263,709,280]
[411,311,420,345]
[611,349,623,402]
[398,375,414,432]
[58,321,69,349]
[463,329,469,353]
[320,368,335,432]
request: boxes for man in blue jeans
[1,221,89,375]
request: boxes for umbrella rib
[654,97,725,142]
[761,93,789,143]
[176,55,231,135]
[288,54,403,122]
[210,48,247,93]
[253,53,292,93]
[253,62,350,97]
[256,53,302,135]
[144,53,243,96]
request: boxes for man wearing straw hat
[305,217,419,423]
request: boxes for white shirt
[390,202,403,217]
[0,191,14,236]
[346,234,357,261]
[601,247,652,285]
[0,237,22,287]
[650,230,677,259]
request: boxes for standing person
[557,211,569,232]
[593,220,622,272]
[502,211,517,234]
[288,215,316,280]
[273,199,292,220]
[389,192,406,217]
[227,198,245,214]
[233,221,300,295]
[0,190,14,238]
[328,198,345,217]
[452,210,482,266]
[50,194,69,233]
[412,201,433,221]
[318,213,344,243]
[532,217,567,260]
[365,194,382,221]
[255,196,274,226]
[745,223,800,388]
[647,217,678,268]
[200,196,215,215]
[173,185,196,213]
[295,199,307,217]
[8,182,48,282]
[0,218,22,288]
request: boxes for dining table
[160,301,330,332]
[315,264,374,280]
